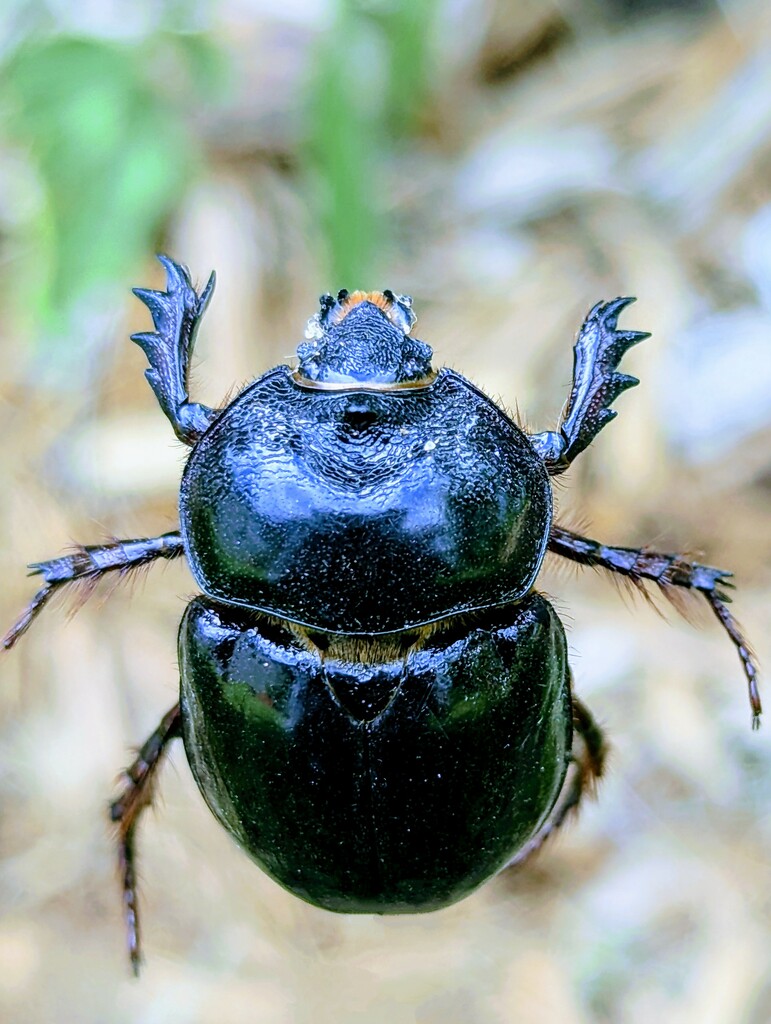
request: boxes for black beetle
[4,257,760,974]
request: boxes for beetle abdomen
[180,368,552,633]
[179,593,571,913]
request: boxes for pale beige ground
[1,3,771,1022]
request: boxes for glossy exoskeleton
[4,258,760,973]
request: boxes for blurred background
[1,0,770,1021]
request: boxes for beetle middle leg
[507,695,607,868]
[548,523,761,724]
[110,703,182,976]
[2,531,185,650]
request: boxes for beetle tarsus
[548,524,762,722]
[530,297,650,473]
[2,532,185,651]
[2,583,53,650]
[704,590,761,728]
[132,255,217,445]
[110,703,182,976]
[507,695,607,867]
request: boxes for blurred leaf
[166,29,230,99]
[2,36,202,348]
[302,0,438,286]
[367,0,438,134]
[304,13,385,287]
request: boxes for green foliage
[2,35,208,355]
[371,0,438,135]
[0,8,437,358]
[303,0,438,287]
[304,20,383,289]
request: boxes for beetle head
[294,290,434,390]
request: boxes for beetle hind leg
[110,703,182,976]
[507,695,607,868]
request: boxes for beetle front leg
[529,298,650,474]
[508,695,607,867]
[2,532,185,650]
[110,703,182,976]
[132,255,217,444]
[549,523,761,725]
